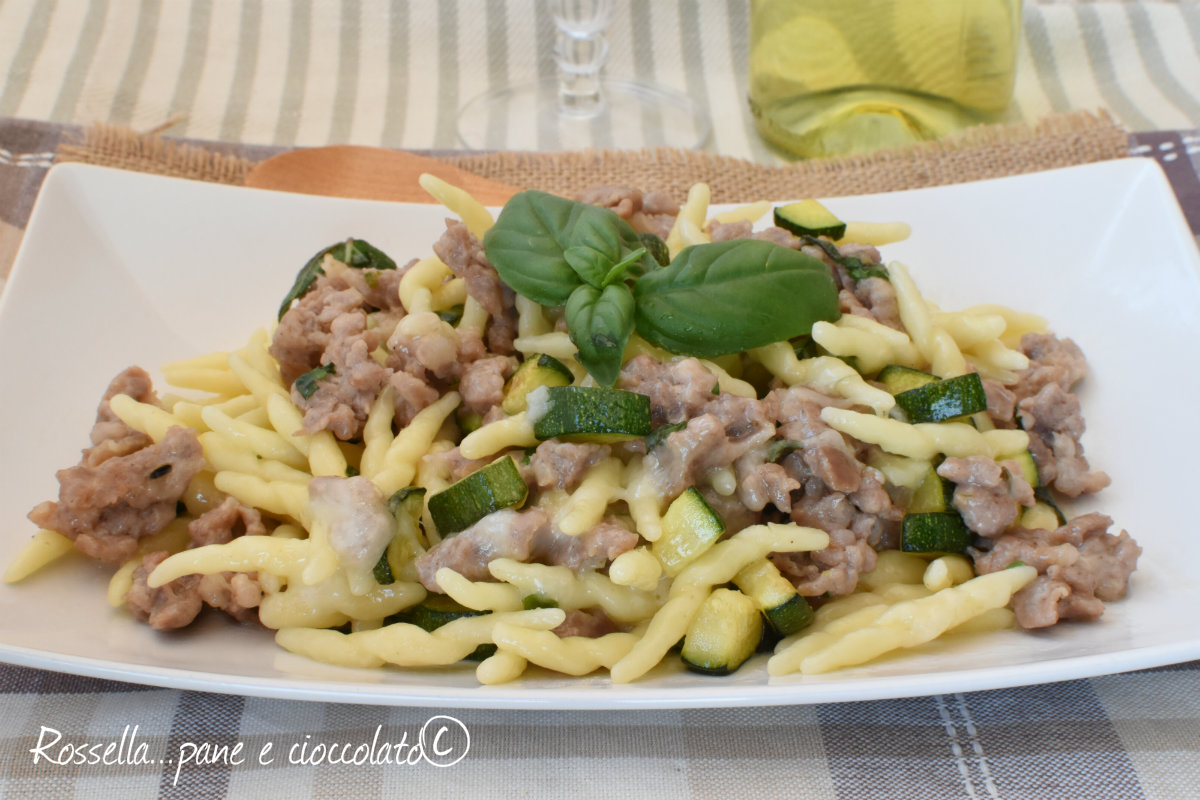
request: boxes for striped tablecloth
[2,2,1200,799]
[0,0,1197,161]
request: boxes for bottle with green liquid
[748,0,1023,159]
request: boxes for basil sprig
[278,238,397,320]
[485,191,656,383]
[634,239,840,357]
[483,191,840,385]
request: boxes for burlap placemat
[56,110,1128,202]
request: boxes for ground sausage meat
[29,425,204,565]
[937,456,1035,538]
[125,497,267,630]
[84,366,157,466]
[415,507,637,592]
[1017,382,1110,497]
[971,512,1140,629]
[126,551,203,630]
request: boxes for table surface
[2,2,1200,798]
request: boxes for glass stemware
[456,0,710,151]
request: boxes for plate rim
[2,157,1198,709]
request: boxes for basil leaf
[801,235,889,281]
[483,190,653,306]
[646,420,687,451]
[294,363,336,399]
[564,282,635,387]
[373,550,395,585]
[278,238,397,320]
[332,239,397,271]
[633,239,840,358]
[563,244,613,289]
[601,247,647,287]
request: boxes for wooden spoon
[243,144,521,204]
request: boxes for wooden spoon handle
[243,145,521,205]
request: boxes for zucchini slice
[531,385,652,442]
[1001,449,1040,488]
[681,588,763,676]
[501,353,574,415]
[652,487,726,577]
[907,463,954,514]
[894,372,987,423]
[733,559,814,637]
[1021,487,1067,530]
[386,595,495,661]
[426,455,528,535]
[900,512,973,555]
[773,199,847,240]
[1019,502,1061,531]
[638,232,672,267]
[877,364,938,395]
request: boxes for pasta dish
[7,176,1140,684]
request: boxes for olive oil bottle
[748,0,1022,159]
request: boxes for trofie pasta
[7,177,1141,685]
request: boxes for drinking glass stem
[553,0,614,120]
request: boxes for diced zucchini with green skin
[1032,487,1067,525]
[877,364,938,395]
[1001,449,1040,488]
[457,408,484,434]
[652,487,726,577]
[773,199,847,240]
[733,560,814,636]
[900,512,974,555]
[522,594,559,610]
[427,455,528,535]
[501,353,574,415]
[380,487,426,582]
[531,385,652,442]
[385,595,496,662]
[681,588,763,676]
[894,372,988,423]
[907,463,955,514]
[637,232,671,267]
[1019,502,1061,531]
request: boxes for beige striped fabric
[0,0,1196,162]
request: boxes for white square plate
[1,161,1197,709]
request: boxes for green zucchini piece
[773,199,847,240]
[426,456,528,535]
[377,486,426,583]
[894,373,987,423]
[733,559,814,637]
[457,408,484,434]
[531,385,652,442]
[522,594,559,610]
[386,595,495,661]
[652,487,726,577]
[681,588,763,676]
[1019,502,1061,531]
[1021,487,1067,530]
[900,512,973,555]
[907,464,955,514]
[877,364,938,395]
[637,232,671,267]
[502,353,574,415]
[1001,449,1040,488]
